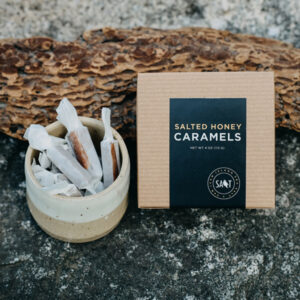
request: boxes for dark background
[170,98,246,208]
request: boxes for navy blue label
[170,98,246,208]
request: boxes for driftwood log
[0,27,299,140]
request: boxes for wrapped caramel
[56,98,103,181]
[42,182,82,197]
[101,108,120,188]
[24,124,97,192]
[32,159,68,187]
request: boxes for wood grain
[0,27,299,140]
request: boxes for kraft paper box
[137,72,275,209]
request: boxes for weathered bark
[0,27,299,140]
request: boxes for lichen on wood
[0,27,299,140]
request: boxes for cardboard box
[137,72,275,209]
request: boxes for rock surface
[0,1,299,299]
[0,129,299,299]
[1,0,300,48]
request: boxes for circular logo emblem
[207,167,240,200]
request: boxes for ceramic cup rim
[25,116,130,202]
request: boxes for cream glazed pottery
[25,117,130,243]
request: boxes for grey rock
[0,0,299,47]
[0,129,299,299]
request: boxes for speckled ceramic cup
[25,117,130,243]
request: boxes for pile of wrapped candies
[24,98,120,197]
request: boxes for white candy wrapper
[32,159,68,186]
[42,182,82,197]
[49,143,74,172]
[50,163,60,174]
[101,108,120,188]
[24,124,95,191]
[51,136,67,146]
[38,151,51,169]
[84,180,104,196]
[56,98,102,180]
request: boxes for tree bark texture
[0,27,299,140]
